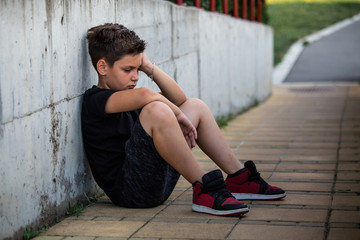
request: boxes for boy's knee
[183,98,208,110]
[186,97,205,105]
[141,101,175,122]
[140,101,177,136]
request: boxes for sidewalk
[34,83,360,240]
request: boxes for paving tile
[241,141,290,148]
[155,205,200,219]
[270,181,332,192]
[197,160,218,170]
[236,154,281,161]
[330,210,360,223]
[155,204,237,220]
[67,216,96,221]
[94,216,123,221]
[280,155,337,162]
[337,171,360,180]
[33,237,64,240]
[327,228,360,240]
[289,142,338,149]
[339,154,360,161]
[271,172,334,181]
[63,237,96,240]
[296,129,339,135]
[43,220,145,238]
[258,172,272,179]
[251,193,331,207]
[337,162,360,171]
[228,142,243,148]
[253,163,278,171]
[341,142,360,148]
[174,177,191,189]
[235,148,285,155]
[276,162,336,171]
[192,150,208,159]
[173,189,192,203]
[224,135,248,141]
[228,224,324,240]
[294,136,339,142]
[243,207,327,223]
[178,218,210,223]
[339,149,360,156]
[167,189,187,202]
[332,195,360,207]
[334,182,360,193]
[286,148,337,155]
[80,203,165,218]
[252,128,296,134]
[133,222,234,239]
[96,238,127,240]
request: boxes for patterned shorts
[107,118,180,208]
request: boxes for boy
[81,23,285,216]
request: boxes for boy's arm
[140,53,187,107]
[105,87,181,115]
[105,87,197,148]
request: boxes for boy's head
[86,23,146,71]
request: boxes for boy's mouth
[128,85,136,89]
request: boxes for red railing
[175,0,263,22]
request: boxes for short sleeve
[82,86,117,117]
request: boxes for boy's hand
[139,52,153,76]
[176,112,197,149]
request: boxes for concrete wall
[0,0,273,239]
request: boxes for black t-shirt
[81,86,140,192]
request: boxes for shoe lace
[247,171,265,185]
[199,184,233,199]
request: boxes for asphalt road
[285,19,360,83]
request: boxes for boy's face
[98,53,142,91]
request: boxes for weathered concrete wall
[0,0,273,239]
[198,11,273,116]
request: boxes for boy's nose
[132,71,139,81]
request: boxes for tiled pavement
[35,84,360,240]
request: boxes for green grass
[23,224,49,240]
[266,0,360,65]
[216,113,236,128]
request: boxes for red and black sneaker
[225,161,286,200]
[192,170,249,216]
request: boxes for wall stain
[50,104,60,163]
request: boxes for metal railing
[175,0,263,22]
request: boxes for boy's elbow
[138,87,186,106]
[138,87,161,102]
[174,94,187,106]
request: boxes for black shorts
[106,118,180,208]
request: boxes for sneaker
[225,161,286,200]
[192,169,249,216]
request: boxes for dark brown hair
[86,23,146,69]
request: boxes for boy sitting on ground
[81,23,285,216]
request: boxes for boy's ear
[96,59,107,76]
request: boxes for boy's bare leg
[140,101,206,184]
[179,98,244,175]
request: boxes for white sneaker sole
[192,204,249,216]
[232,192,287,200]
